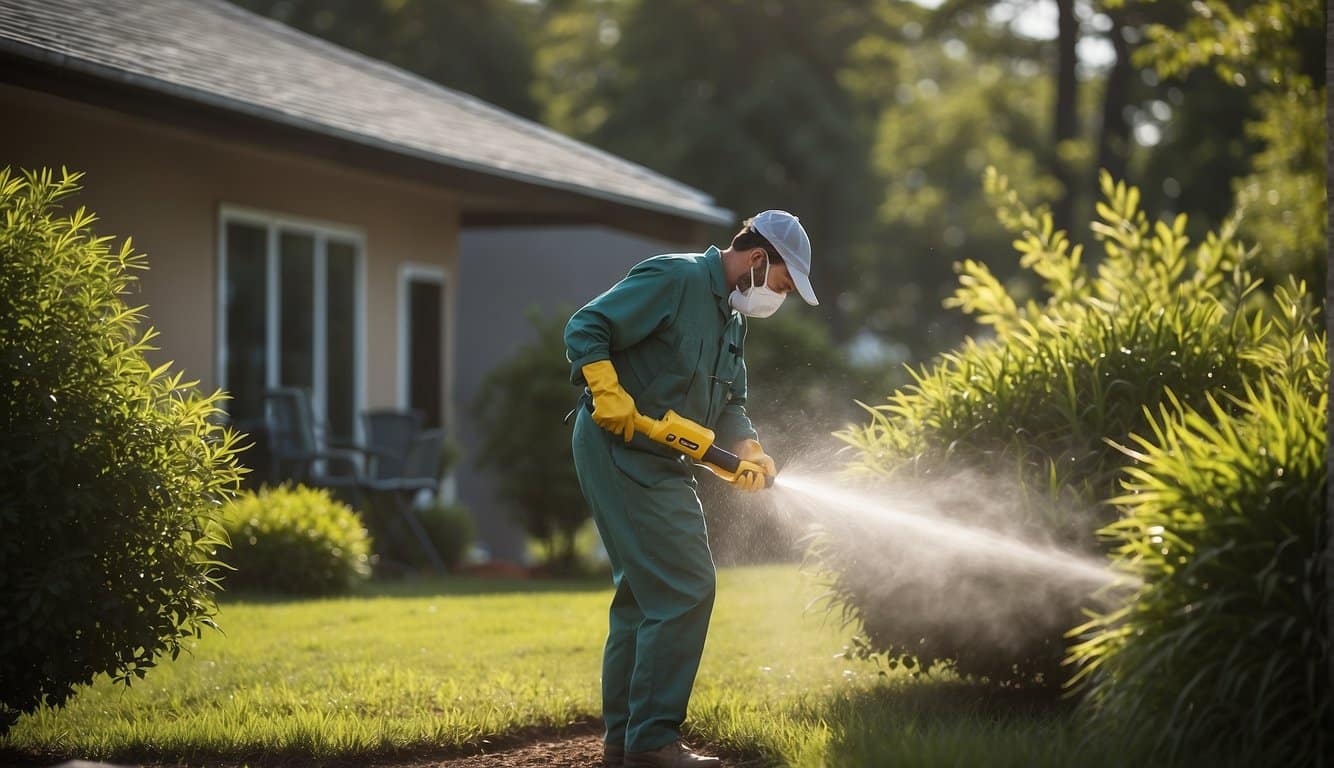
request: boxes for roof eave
[0,38,734,228]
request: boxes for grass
[3,565,1158,767]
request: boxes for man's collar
[705,245,729,302]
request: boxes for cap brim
[791,267,819,306]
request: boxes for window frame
[216,205,368,440]
[396,262,450,427]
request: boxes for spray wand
[634,410,776,488]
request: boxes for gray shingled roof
[0,0,731,225]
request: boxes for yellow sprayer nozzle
[634,410,774,488]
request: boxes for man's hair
[730,219,784,264]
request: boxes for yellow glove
[581,360,638,443]
[729,460,768,492]
[736,439,777,478]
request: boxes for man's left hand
[730,460,768,492]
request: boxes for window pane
[224,222,268,427]
[279,231,314,392]
[409,279,444,429]
[325,240,357,441]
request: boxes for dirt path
[362,726,764,768]
[18,725,764,768]
[386,732,606,768]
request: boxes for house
[0,0,731,561]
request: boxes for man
[564,210,818,768]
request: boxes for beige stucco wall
[1,84,459,427]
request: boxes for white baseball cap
[749,209,818,306]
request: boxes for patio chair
[361,408,425,480]
[360,428,449,572]
[262,388,369,504]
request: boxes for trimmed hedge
[219,485,372,595]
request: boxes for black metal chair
[361,408,425,480]
[360,428,448,572]
[262,388,368,504]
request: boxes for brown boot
[624,740,721,768]
[604,743,625,767]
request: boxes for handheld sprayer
[634,410,776,488]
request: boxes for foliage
[414,501,475,572]
[219,485,371,595]
[0,168,245,731]
[822,168,1281,684]
[1132,0,1327,289]
[474,308,589,573]
[1069,299,1327,765]
[1133,0,1324,83]
[845,7,1063,356]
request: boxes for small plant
[219,485,371,595]
[1068,286,1328,766]
[0,168,245,731]
[474,308,590,574]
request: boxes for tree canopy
[230,0,1325,369]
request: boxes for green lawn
[4,565,1150,767]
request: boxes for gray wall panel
[455,226,687,563]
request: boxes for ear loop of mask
[750,256,771,292]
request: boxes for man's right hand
[729,460,769,492]
[581,360,638,442]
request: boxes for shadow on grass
[796,681,1167,768]
[217,574,613,605]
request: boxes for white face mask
[728,260,787,318]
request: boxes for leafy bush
[474,308,589,573]
[1068,288,1328,766]
[219,485,371,595]
[822,169,1285,684]
[413,501,475,572]
[0,169,245,731]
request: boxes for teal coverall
[565,246,756,753]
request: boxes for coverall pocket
[609,444,692,489]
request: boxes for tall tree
[1094,6,1132,182]
[1051,0,1079,231]
[535,0,885,341]
[931,0,1083,232]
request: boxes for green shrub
[0,169,245,731]
[474,308,589,573]
[414,501,475,571]
[822,169,1284,684]
[1068,290,1328,766]
[219,485,371,595]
